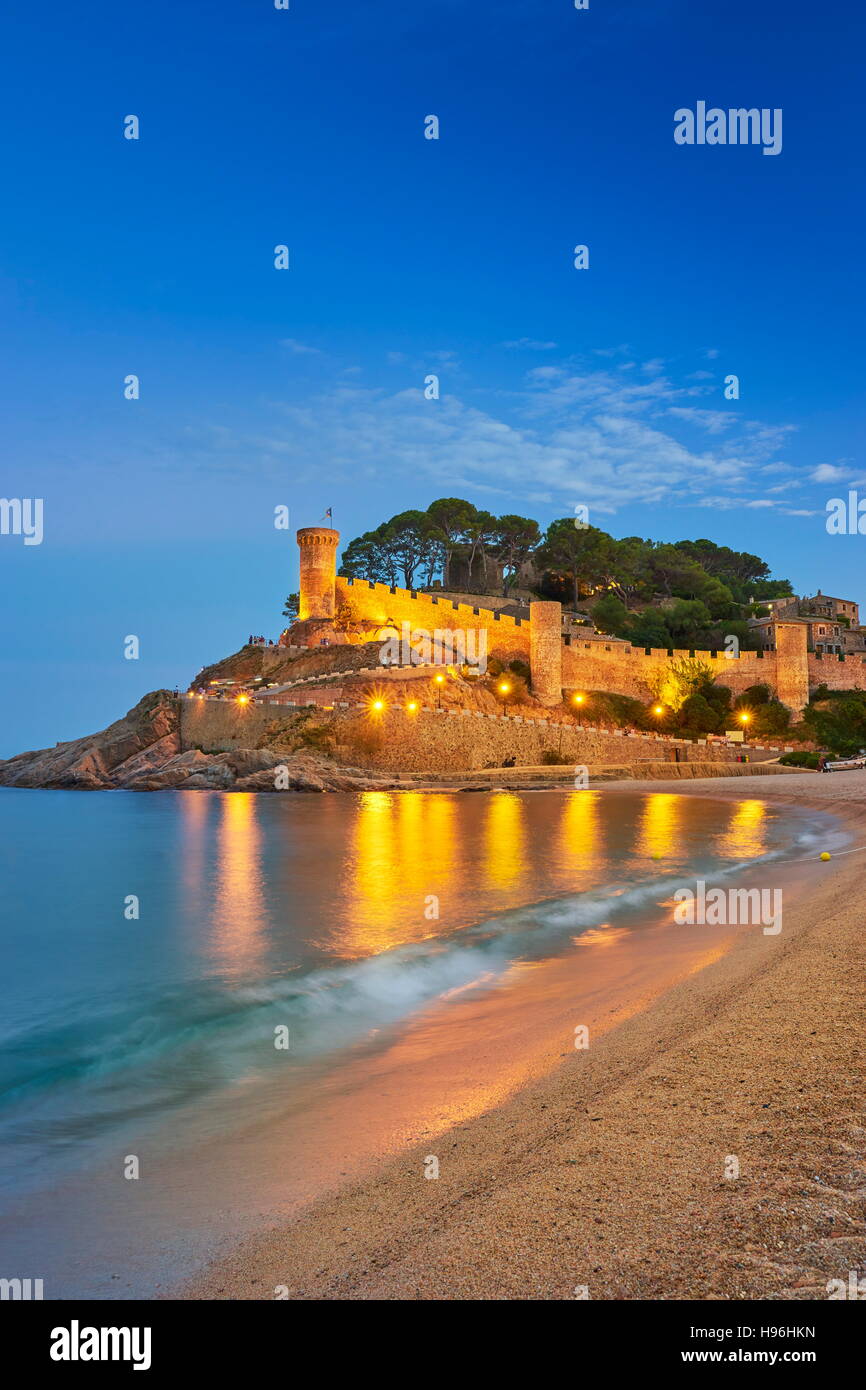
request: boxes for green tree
[802,692,866,755]
[625,610,672,649]
[537,520,615,611]
[677,693,722,734]
[492,514,540,595]
[426,498,480,588]
[463,509,497,589]
[338,529,397,585]
[648,656,714,712]
[664,599,714,646]
[383,509,433,588]
[591,594,630,636]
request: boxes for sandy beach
[181,771,866,1301]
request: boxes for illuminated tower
[530,601,563,707]
[297,526,340,621]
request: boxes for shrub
[575,690,651,729]
[540,749,570,765]
[779,750,820,768]
[802,690,866,756]
[750,700,791,736]
[484,671,529,704]
[734,684,772,708]
[648,656,714,712]
[676,692,721,734]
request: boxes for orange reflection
[211,794,267,974]
[484,792,525,887]
[345,791,399,956]
[340,792,459,957]
[179,789,210,915]
[718,799,767,859]
[637,793,682,860]
[557,789,600,879]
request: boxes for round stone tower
[530,601,563,707]
[297,526,340,621]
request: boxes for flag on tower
[324,507,333,521]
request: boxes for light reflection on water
[0,785,839,1297]
[173,787,777,974]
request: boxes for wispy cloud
[170,351,828,520]
[501,337,558,351]
[279,339,323,356]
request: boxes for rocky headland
[0,691,410,793]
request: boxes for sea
[0,785,844,1296]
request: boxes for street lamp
[434,673,445,710]
[406,700,418,714]
[739,711,750,743]
[498,680,511,711]
[572,692,585,727]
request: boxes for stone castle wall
[337,575,800,705]
[807,652,866,691]
[296,530,861,713]
[561,639,780,702]
[336,577,531,661]
[180,698,785,774]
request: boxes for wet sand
[180,772,866,1301]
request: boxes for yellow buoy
[820,852,832,861]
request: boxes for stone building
[750,590,866,656]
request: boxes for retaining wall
[180,698,782,774]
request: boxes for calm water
[0,786,841,1295]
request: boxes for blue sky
[2,0,864,754]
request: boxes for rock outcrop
[0,691,411,793]
[0,691,182,789]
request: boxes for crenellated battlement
[338,577,526,629]
[289,526,861,713]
